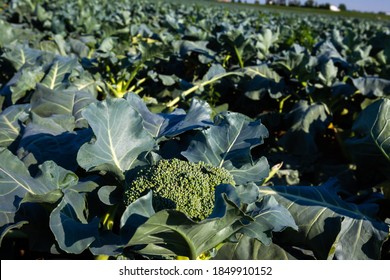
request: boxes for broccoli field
[0,0,389,260]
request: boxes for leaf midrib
[219,120,244,168]
[260,188,365,220]
[0,166,33,193]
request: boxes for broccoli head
[123,158,236,220]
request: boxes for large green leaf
[127,93,212,139]
[212,183,297,247]
[31,84,95,129]
[1,66,45,104]
[0,21,38,47]
[318,59,338,86]
[1,47,77,106]
[352,77,390,97]
[254,28,279,58]
[0,148,47,213]
[125,187,252,259]
[40,56,78,90]
[77,98,155,179]
[182,112,269,184]
[370,99,390,161]
[173,40,216,60]
[70,70,102,97]
[49,190,100,254]
[21,161,78,204]
[330,216,388,260]
[31,84,75,119]
[244,65,282,83]
[72,90,96,128]
[18,114,92,173]
[345,99,390,180]
[89,191,156,257]
[0,151,79,214]
[258,181,389,259]
[0,105,28,148]
[240,195,298,245]
[0,218,28,247]
[120,190,155,243]
[0,151,80,245]
[279,101,331,158]
[125,183,297,259]
[226,158,270,185]
[2,44,43,71]
[214,234,301,260]
[242,65,284,100]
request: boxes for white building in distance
[330,5,341,12]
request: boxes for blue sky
[248,0,390,13]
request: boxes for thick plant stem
[233,45,244,69]
[166,72,242,108]
[95,205,118,260]
[263,162,283,184]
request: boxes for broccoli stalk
[123,158,236,220]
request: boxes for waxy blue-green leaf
[316,41,348,66]
[0,151,79,213]
[240,195,298,245]
[37,161,78,190]
[182,112,269,184]
[255,28,279,58]
[225,158,270,185]
[345,99,390,179]
[0,105,29,148]
[49,190,99,254]
[214,234,300,260]
[210,183,297,245]
[0,149,81,246]
[2,44,43,71]
[234,182,260,205]
[243,65,284,100]
[70,70,102,97]
[89,191,156,257]
[31,84,95,129]
[0,66,45,104]
[18,114,92,173]
[173,40,216,60]
[258,181,389,259]
[125,187,252,259]
[72,90,96,128]
[0,148,48,213]
[31,84,75,119]
[0,20,39,47]
[21,161,78,205]
[202,64,226,81]
[77,98,155,179]
[244,65,282,83]
[41,56,78,90]
[352,77,390,97]
[318,59,338,86]
[120,190,155,243]
[371,99,390,161]
[0,218,28,246]
[279,101,331,157]
[330,216,389,260]
[127,93,212,139]
[89,231,123,256]
[97,185,120,206]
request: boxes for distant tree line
[261,0,347,11]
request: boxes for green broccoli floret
[123,158,236,220]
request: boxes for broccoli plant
[124,158,236,220]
